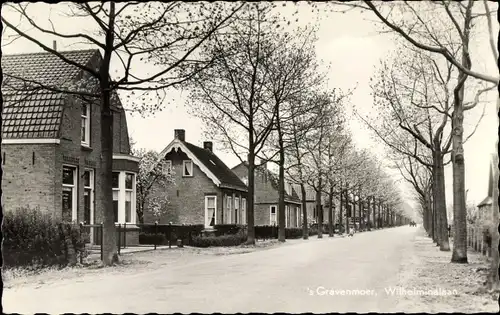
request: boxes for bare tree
[336,0,498,263]
[2,2,244,264]
[258,27,325,242]
[184,4,289,245]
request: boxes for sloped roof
[477,196,492,208]
[232,161,300,203]
[183,142,247,191]
[1,49,103,139]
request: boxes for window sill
[81,144,92,151]
[182,175,194,178]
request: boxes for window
[125,173,134,223]
[226,196,232,224]
[285,205,291,227]
[62,165,77,222]
[183,160,193,176]
[112,172,120,223]
[270,205,277,225]
[234,197,239,224]
[205,196,217,228]
[83,169,94,224]
[296,206,300,228]
[162,160,172,175]
[241,198,247,225]
[81,103,90,146]
[113,171,137,224]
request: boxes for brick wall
[3,93,135,226]
[143,148,222,225]
[1,144,57,214]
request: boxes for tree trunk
[246,150,256,245]
[278,143,286,243]
[450,82,468,262]
[301,183,309,240]
[277,108,286,243]
[99,9,119,264]
[328,185,334,237]
[316,178,323,239]
[339,183,344,234]
[345,185,350,235]
[434,149,450,251]
[367,196,371,231]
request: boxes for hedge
[138,224,204,245]
[213,224,244,236]
[191,232,247,248]
[138,233,167,245]
[3,207,87,269]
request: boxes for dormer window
[81,103,90,146]
[183,160,193,177]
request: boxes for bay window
[112,171,137,224]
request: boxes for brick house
[2,49,140,244]
[472,153,499,255]
[292,184,331,226]
[232,162,302,228]
[144,130,248,228]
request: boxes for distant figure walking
[348,226,355,237]
[448,225,451,238]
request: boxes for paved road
[4,226,417,314]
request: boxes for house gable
[231,162,300,204]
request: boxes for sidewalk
[394,228,498,313]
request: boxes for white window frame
[112,172,121,223]
[62,165,78,222]
[113,171,137,224]
[205,195,217,228]
[83,169,94,224]
[270,205,277,226]
[241,198,247,225]
[234,196,240,224]
[81,103,90,146]
[124,172,135,223]
[182,160,193,177]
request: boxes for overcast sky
[2,2,498,209]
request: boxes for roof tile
[2,49,98,139]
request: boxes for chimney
[53,40,57,51]
[203,141,213,152]
[174,129,185,141]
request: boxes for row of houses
[2,49,335,246]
